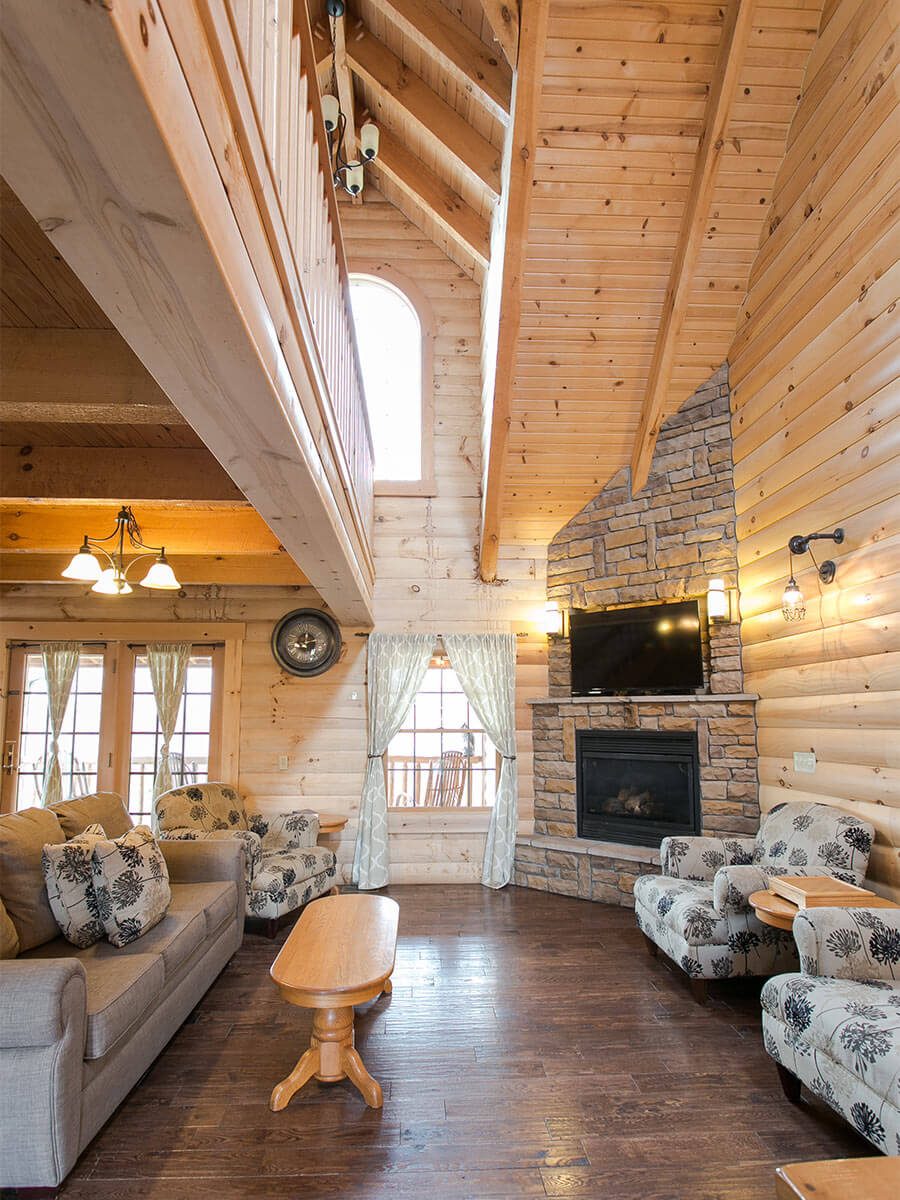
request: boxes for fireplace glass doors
[576,729,701,848]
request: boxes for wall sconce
[543,601,567,638]
[706,578,730,623]
[782,528,844,622]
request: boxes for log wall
[729,0,900,899]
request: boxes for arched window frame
[350,264,435,497]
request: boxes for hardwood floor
[58,885,872,1199]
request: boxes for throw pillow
[41,823,108,948]
[91,826,171,948]
[0,896,19,959]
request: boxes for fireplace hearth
[576,729,701,847]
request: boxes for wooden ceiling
[0,180,306,587]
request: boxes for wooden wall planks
[729,0,900,899]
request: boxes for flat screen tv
[570,600,704,696]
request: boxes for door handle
[2,741,17,774]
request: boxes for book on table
[768,875,878,908]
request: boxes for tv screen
[569,600,704,695]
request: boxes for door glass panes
[15,652,103,810]
[386,660,497,808]
[128,653,213,825]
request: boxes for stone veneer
[512,367,759,907]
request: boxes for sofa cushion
[42,824,108,948]
[0,895,19,959]
[753,801,874,886]
[109,903,207,981]
[168,880,237,937]
[51,792,132,840]
[91,826,171,948]
[0,806,65,951]
[156,783,248,834]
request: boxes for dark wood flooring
[58,885,872,1199]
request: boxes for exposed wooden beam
[0,445,245,503]
[344,23,501,196]
[0,551,305,586]
[478,0,550,582]
[371,128,491,269]
[0,328,184,425]
[479,0,520,69]
[629,0,757,496]
[365,0,511,121]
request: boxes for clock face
[271,609,341,677]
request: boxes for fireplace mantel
[528,693,757,706]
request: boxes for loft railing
[212,0,374,543]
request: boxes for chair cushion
[247,847,337,918]
[633,875,730,946]
[753,801,874,885]
[91,826,171,948]
[50,792,132,840]
[156,783,248,834]
[0,806,66,951]
[41,824,108,948]
[762,973,900,1111]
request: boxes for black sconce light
[782,528,844,621]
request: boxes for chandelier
[61,506,181,595]
[321,0,379,197]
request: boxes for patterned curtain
[353,633,434,890]
[443,633,517,889]
[40,641,80,806]
[147,642,192,805]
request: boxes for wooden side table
[315,811,348,836]
[750,887,899,931]
[776,1156,900,1199]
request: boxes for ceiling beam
[0,551,305,586]
[478,0,550,582]
[0,445,245,503]
[364,0,511,122]
[479,0,520,69]
[629,0,757,496]
[371,128,491,269]
[0,328,184,425]
[343,22,501,196]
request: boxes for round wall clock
[271,609,342,677]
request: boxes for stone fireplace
[512,369,759,906]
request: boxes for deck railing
[220,0,374,542]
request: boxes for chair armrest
[793,907,900,980]
[713,864,771,915]
[247,809,319,850]
[661,835,756,880]
[159,835,250,891]
[0,959,86,1049]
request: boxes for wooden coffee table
[776,1156,900,1199]
[269,893,398,1111]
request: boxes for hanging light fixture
[60,506,181,595]
[781,528,844,622]
[322,0,379,197]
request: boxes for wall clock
[271,609,342,677]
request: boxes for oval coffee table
[269,894,398,1110]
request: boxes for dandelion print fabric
[90,825,171,947]
[41,823,108,948]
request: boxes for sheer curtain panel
[353,632,434,890]
[443,633,518,888]
[146,642,192,805]
[40,641,81,806]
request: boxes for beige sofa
[0,792,244,1190]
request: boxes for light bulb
[92,568,132,596]
[139,557,181,590]
[360,121,379,161]
[321,94,340,133]
[346,162,364,195]
[706,578,729,623]
[782,577,805,622]
[543,601,563,637]
[61,546,102,582]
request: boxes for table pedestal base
[270,1004,384,1110]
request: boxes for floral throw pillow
[91,826,171,948]
[42,823,108,948]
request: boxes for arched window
[350,273,427,485]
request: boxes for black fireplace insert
[576,729,701,847]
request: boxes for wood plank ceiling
[0,180,306,587]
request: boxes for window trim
[349,263,436,497]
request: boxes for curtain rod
[353,632,530,639]
[8,641,225,649]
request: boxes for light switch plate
[793,751,817,774]
[278,753,289,771]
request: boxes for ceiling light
[323,1,378,197]
[61,505,181,597]
[61,542,102,582]
[139,555,181,591]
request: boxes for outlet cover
[793,751,816,774]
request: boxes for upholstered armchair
[633,801,875,1001]
[155,783,338,932]
[762,906,900,1153]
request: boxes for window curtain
[443,633,517,889]
[353,632,434,890]
[147,642,192,805]
[40,641,80,807]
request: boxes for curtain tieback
[366,753,383,759]
[501,754,517,761]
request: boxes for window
[2,641,226,819]
[386,657,497,809]
[349,274,425,483]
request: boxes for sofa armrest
[713,864,770,915]
[794,907,900,980]
[661,835,756,880]
[0,958,86,1048]
[159,837,246,891]
[247,809,319,850]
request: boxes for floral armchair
[633,802,875,1001]
[154,783,338,929]
[762,906,900,1154]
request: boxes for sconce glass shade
[345,162,364,196]
[92,568,133,596]
[706,578,729,623]
[321,94,340,132]
[360,121,379,161]
[782,576,806,621]
[139,557,181,591]
[543,601,563,637]
[61,546,103,582]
